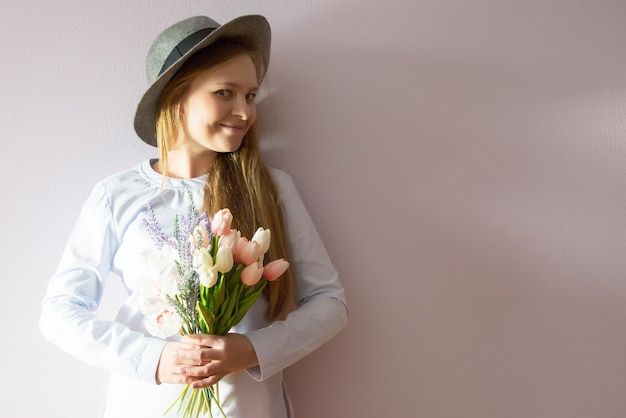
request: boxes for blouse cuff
[136,338,169,384]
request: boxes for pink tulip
[211,209,233,236]
[191,222,210,249]
[235,237,264,265]
[241,261,264,286]
[263,259,289,281]
[219,229,241,250]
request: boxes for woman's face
[176,53,259,157]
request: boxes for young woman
[40,15,348,418]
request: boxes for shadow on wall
[254,2,626,417]
[261,40,625,281]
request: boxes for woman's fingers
[191,373,225,389]
[174,343,210,365]
[157,334,258,386]
[156,342,209,384]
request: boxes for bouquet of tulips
[136,197,289,418]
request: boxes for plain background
[2,0,626,417]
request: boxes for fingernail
[179,368,187,375]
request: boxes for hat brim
[134,15,271,146]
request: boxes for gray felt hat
[134,15,271,146]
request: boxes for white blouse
[40,160,348,418]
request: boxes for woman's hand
[156,334,259,388]
[182,333,259,388]
[156,340,209,385]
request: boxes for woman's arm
[39,183,167,383]
[244,168,349,380]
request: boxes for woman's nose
[232,95,253,120]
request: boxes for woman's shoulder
[265,166,307,211]
[266,165,295,189]
[95,160,155,191]
[83,160,159,207]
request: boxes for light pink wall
[3,1,626,417]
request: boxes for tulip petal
[263,259,289,281]
[239,240,263,265]
[211,209,233,236]
[192,247,213,270]
[145,308,182,338]
[216,246,234,273]
[241,261,264,286]
[190,222,210,249]
[198,264,218,288]
[219,229,241,250]
[251,227,271,255]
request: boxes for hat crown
[145,16,219,84]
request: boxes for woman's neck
[155,149,216,178]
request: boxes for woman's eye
[215,89,231,97]
[245,93,257,101]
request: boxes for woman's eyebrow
[213,81,259,91]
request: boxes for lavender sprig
[143,203,176,249]
[143,195,210,334]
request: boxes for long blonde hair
[155,38,294,320]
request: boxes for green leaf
[231,281,266,325]
[212,275,226,311]
[196,301,216,334]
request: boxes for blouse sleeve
[244,169,349,380]
[39,183,166,383]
